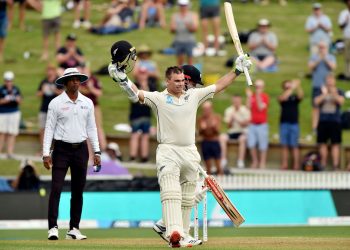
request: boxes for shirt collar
[163,89,186,97]
[62,91,83,103]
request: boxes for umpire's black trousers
[48,140,89,230]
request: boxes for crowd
[0,0,350,173]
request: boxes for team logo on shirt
[166,95,173,104]
[80,106,88,109]
[184,95,190,101]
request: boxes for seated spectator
[247,18,278,71]
[305,3,332,55]
[219,95,250,169]
[170,0,199,66]
[12,160,40,191]
[36,64,62,153]
[246,79,269,169]
[89,0,137,35]
[198,101,223,175]
[314,73,345,170]
[138,0,166,29]
[308,41,336,132]
[0,71,22,159]
[278,79,303,170]
[88,142,130,175]
[56,33,85,75]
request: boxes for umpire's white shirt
[43,91,100,156]
[142,84,216,146]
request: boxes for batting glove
[234,54,252,75]
[195,186,208,204]
[108,63,128,84]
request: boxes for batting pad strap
[181,181,196,207]
[159,174,182,202]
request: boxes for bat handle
[198,166,209,178]
[243,67,253,86]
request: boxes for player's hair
[165,66,183,80]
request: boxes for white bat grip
[198,166,208,178]
[243,67,253,86]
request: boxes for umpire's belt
[54,140,87,149]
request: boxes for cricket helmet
[182,65,203,90]
[110,40,137,73]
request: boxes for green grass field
[2,0,350,141]
[0,227,350,249]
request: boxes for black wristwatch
[94,151,101,156]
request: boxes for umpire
[42,67,101,240]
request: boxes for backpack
[301,151,322,171]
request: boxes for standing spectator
[139,0,166,29]
[72,0,91,29]
[246,79,269,169]
[170,0,199,66]
[278,79,303,170]
[80,67,107,152]
[314,73,345,170]
[7,0,26,30]
[198,101,222,175]
[338,0,350,80]
[56,33,85,75]
[0,0,11,63]
[199,0,220,55]
[305,3,332,54]
[40,0,62,61]
[247,18,278,71]
[0,71,21,158]
[36,64,62,153]
[219,95,250,169]
[308,41,336,133]
[42,67,101,240]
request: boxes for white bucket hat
[55,67,88,85]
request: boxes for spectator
[314,73,345,170]
[308,41,336,132]
[0,0,11,63]
[138,0,166,29]
[80,67,107,153]
[198,101,223,175]
[56,33,85,75]
[40,0,62,61]
[246,79,269,169]
[278,79,303,170]
[8,0,26,30]
[0,71,22,158]
[132,44,160,91]
[305,3,332,54]
[247,18,278,71]
[88,142,130,175]
[72,0,91,29]
[12,160,40,191]
[36,64,62,153]
[219,95,250,169]
[199,0,221,55]
[170,0,199,66]
[338,0,350,80]
[89,0,137,35]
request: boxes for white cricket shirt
[142,84,216,146]
[42,91,100,156]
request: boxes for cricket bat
[224,2,253,86]
[198,166,245,227]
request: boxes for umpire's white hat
[55,67,88,85]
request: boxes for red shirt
[250,93,269,124]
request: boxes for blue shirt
[309,54,336,88]
[200,0,220,7]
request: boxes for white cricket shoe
[48,226,59,240]
[65,228,87,240]
[183,234,202,246]
[72,20,80,29]
[82,20,92,29]
[153,219,168,242]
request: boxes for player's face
[167,73,185,96]
[65,77,81,93]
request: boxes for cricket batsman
[108,40,252,248]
